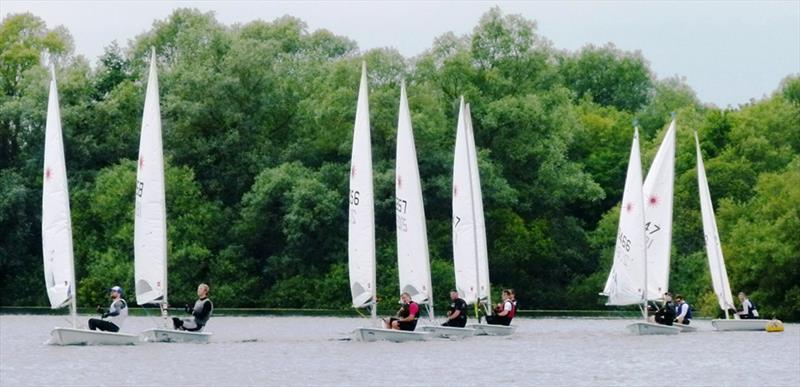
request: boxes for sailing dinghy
[386,86,472,340]
[602,126,679,335]
[447,100,514,337]
[135,49,211,343]
[642,118,696,333]
[348,64,428,342]
[44,66,138,345]
[694,132,769,331]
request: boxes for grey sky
[3,1,799,107]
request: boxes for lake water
[1,315,798,386]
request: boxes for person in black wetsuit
[653,292,676,326]
[442,290,467,327]
[172,283,213,331]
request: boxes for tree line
[1,8,798,320]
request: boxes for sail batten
[42,65,76,311]
[395,82,433,307]
[348,62,376,309]
[695,131,735,311]
[134,48,168,306]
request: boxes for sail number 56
[349,190,360,206]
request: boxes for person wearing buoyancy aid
[674,294,692,325]
[88,286,128,332]
[385,292,419,331]
[442,290,468,327]
[486,289,515,326]
[653,292,676,326]
[735,292,760,319]
[172,283,213,332]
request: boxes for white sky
[3,0,799,107]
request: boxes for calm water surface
[1,315,798,386]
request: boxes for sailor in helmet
[88,285,128,332]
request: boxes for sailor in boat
[485,289,516,326]
[441,290,468,327]
[650,292,676,326]
[673,294,692,325]
[384,292,419,331]
[88,286,128,332]
[734,292,760,319]
[172,283,213,331]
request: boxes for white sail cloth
[604,128,648,306]
[134,48,168,305]
[395,82,433,305]
[42,66,76,309]
[695,131,736,311]
[348,62,376,309]
[452,98,491,306]
[642,119,676,300]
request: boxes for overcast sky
[4,1,799,107]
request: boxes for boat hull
[626,322,680,335]
[466,323,516,336]
[353,327,429,342]
[711,319,770,331]
[421,325,475,339]
[140,328,212,343]
[674,323,698,333]
[49,327,139,345]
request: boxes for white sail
[604,127,648,306]
[695,131,736,311]
[42,65,76,311]
[134,48,168,306]
[395,82,433,307]
[465,104,491,307]
[452,98,481,305]
[348,62,376,309]
[642,118,676,300]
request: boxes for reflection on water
[1,315,798,386]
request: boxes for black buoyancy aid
[400,301,419,320]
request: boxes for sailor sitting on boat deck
[442,290,467,328]
[674,294,692,325]
[88,286,128,332]
[486,289,516,326]
[734,292,760,319]
[651,292,676,326]
[385,292,419,331]
[172,283,213,332]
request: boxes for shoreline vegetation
[1,7,798,321]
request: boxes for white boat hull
[712,319,770,331]
[466,323,516,336]
[626,322,680,335]
[674,323,697,333]
[421,325,475,338]
[49,327,139,345]
[140,328,212,343]
[353,327,429,342]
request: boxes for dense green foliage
[1,9,798,319]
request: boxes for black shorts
[397,320,418,331]
[442,318,467,328]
